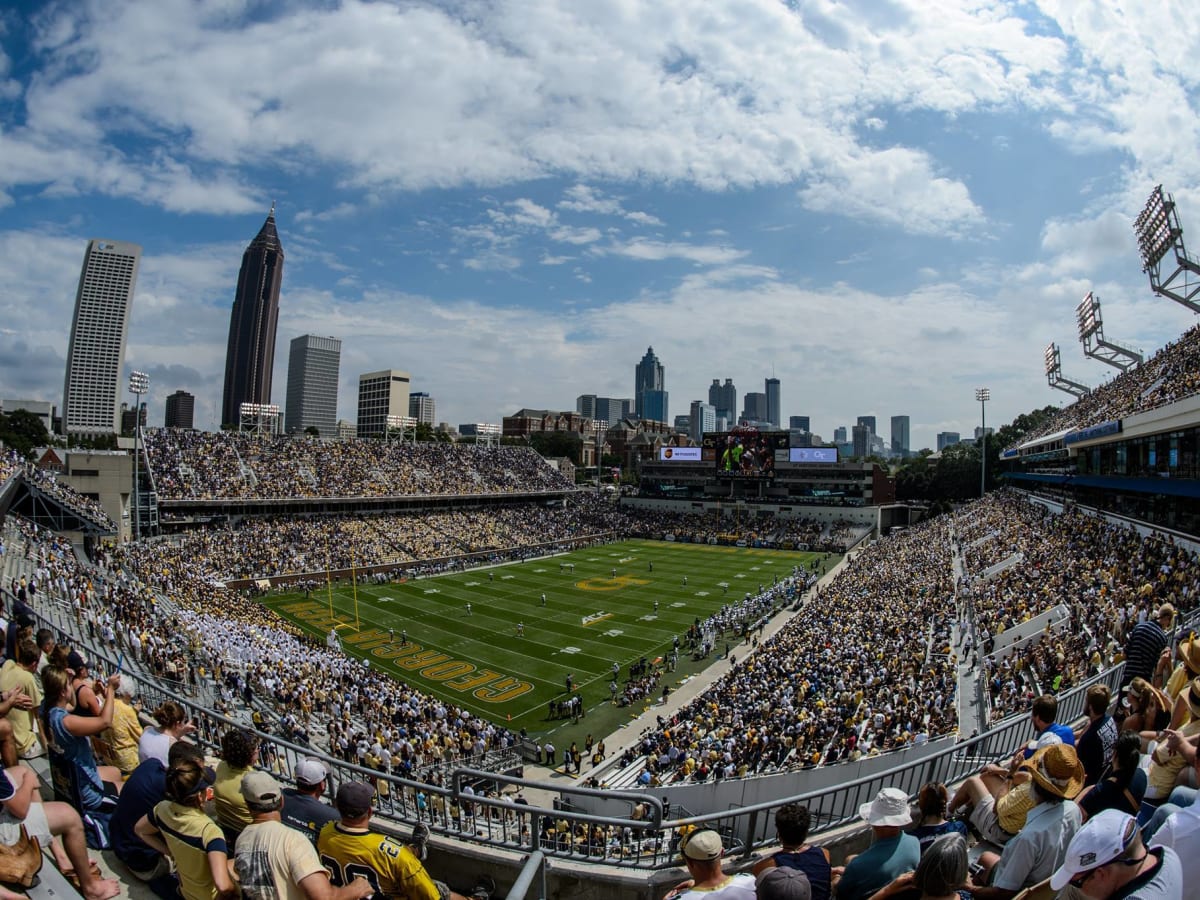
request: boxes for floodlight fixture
[1043,341,1090,398]
[1134,185,1200,313]
[129,371,149,394]
[976,388,990,498]
[238,402,281,436]
[1074,291,1143,373]
[129,371,150,541]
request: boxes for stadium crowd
[0,448,115,530]
[1008,321,1200,449]
[959,493,1200,724]
[142,430,574,500]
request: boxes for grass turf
[261,539,834,746]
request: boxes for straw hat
[1029,744,1085,800]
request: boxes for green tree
[527,431,584,464]
[0,410,51,458]
[304,425,320,437]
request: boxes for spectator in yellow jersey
[316,781,493,900]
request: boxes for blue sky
[1,0,1199,449]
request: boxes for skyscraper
[62,239,141,437]
[164,390,195,429]
[285,334,341,435]
[742,392,768,423]
[222,207,284,427]
[834,426,848,444]
[765,377,781,428]
[789,416,811,432]
[409,392,435,425]
[890,415,910,457]
[937,431,961,451]
[857,415,876,436]
[635,347,667,422]
[708,378,737,423]
[689,400,715,443]
[852,424,872,458]
[357,370,410,437]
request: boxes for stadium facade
[61,239,141,437]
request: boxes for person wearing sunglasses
[1049,809,1181,899]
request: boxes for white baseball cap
[1049,809,1138,891]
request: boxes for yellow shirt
[212,761,254,833]
[149,800,227,900]
[317,823,439,900]
[0,660,41,755]
[104,697,144,775]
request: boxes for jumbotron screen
[704,430,789,478]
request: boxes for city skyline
[3,2,1198,450]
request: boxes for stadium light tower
[1134,185,1200,313]
[975,387,989,498]
[129,371,149,540]
[1043,342,1090,399]
[1076,292,1143,373]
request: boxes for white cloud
[3,0,1081,233]
[599,238,747,265]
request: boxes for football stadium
[3,36,1200,900]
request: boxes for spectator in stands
[0,640,42,762]
[281,757,340,843]
[866,833,969,900]
[1139,677,1200,827]
[1162,633,1200,729]
[41,666,123,812]
[1051,809,1183,899]
[947,735,1061,847]
[0,686,33,768]
[1122,603,1174,689]
[317,781,491,900]
[138,700,196,766]
[0,762,121,900]
[102,675,144,777]
[67,650,102,718]
[135,756,238,900]
[968,744,1085,900]
[756,867,812,900]
[1023,695,1074,756]
[662,827,755,900]
[234,770,374,899]
[831,788,920,900]
[213,727,260,848]
[1075,684,1118,787]
[1077,731,1145,822]
[110,739,206,891]
[750,802,831,900]
[906,783,967,855]
[1121,677,1172,735]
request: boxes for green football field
[261,539,828,736]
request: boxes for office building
[164,390,195,429]
[937,431,961,451]
[673,414,691,434]
[635,347,667,421]
[285,334,341,436]
[689,400,716,443]
[119,402,147,435]
[852,424,872,458]
[62,239,141,436]
[222,207,284,427]
[789,416,811,432]
[742,392,768,423]
[576,394,631,424]
[765,378,781,428]
[640,390,669,423]
[856,415,876,436]
[356,370,410,438]
[975,426,995,440]
[890,415,910,457]
[409,392,436,425]
[833,426,848,444]
[708,378,737,422]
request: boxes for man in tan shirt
[0,640,44,763]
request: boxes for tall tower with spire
[222,205,284,427]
